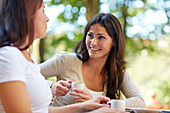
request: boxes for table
[125,107,170,113]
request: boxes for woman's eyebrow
[97,33,107,36]
[88,31,93,34]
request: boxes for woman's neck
[83,58,107,76]
[21,49,34,63]
[82,58,107,91]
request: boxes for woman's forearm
[49,96,112,113]
[125,96,146,108]
[48,104,84,113]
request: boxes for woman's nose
[46,15,49,22]
[91,38,97,46]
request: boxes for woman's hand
[51,80,72,96]
[77,96,112,112]
[70,88,93,102]
[80,96,127,113]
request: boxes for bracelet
[50,82,54,88]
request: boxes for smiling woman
[39,13,146,108]
[0,0,127,113]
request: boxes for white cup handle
[107,101,111,108]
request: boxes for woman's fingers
[72,88,88,94]
[73,98,86,102]
[52,80,72,96]
[56,83,69,93]
[70,88,93,102]
[70,91,88,99]
[55,86,68,96]
[93,96,110,104]
[59,80,72,89]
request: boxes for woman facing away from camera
[0,0,126,113]
[39,13,146,108]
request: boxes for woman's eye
[43,8,46,13]
[88,34,93,38]
[99,36,105,39]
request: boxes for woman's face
[86,23,115,60]
[34,2,49,39]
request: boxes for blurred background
[30,0,170,109]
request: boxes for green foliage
[46,0,85,22]
[44,26,84,60]
[126,36,170,106]
[155,77,170,105]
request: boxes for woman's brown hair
[0,0,43,50]
[74,13,126,99]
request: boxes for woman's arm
[0,81,31,113]
[48,96,110,113]
[120,71,146,108]
[48,104,85,113]
[49,96,126,113]
[39,52,68,78]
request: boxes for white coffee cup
[71,82,84,92]
[107,99,125,111]
[70,82,84,97]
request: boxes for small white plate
[125,107,163,113]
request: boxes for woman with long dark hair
[40,13,146,108]
[0,0,125,112]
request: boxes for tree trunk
[122,0,129,39]
[84,0,99,21]
[39,39,44,63]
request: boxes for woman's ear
[112,40,116,46]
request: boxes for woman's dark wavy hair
[0,0,43,50]
[74,13,126,99]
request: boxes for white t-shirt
[0,46,52,113]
